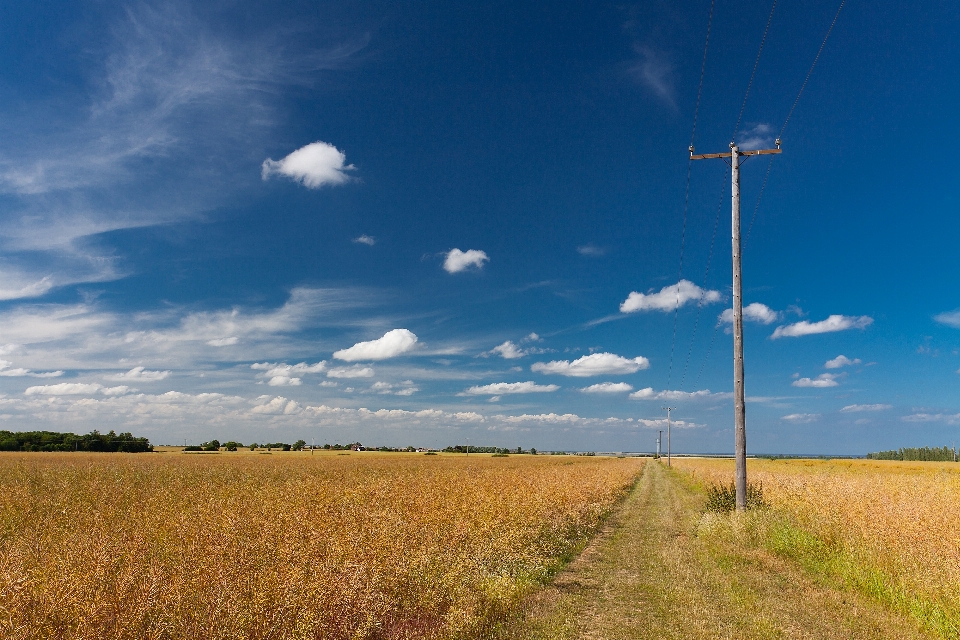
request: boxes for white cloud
[267,376,302,387]
[792,373,840,388]
[261,141,355,189]
[620,280,721,313]
[443,249,489,274]
[824,355,861,369]
[840,404,892,413]
[576,244,606,257]
[630,46,675,107]
[0,360,63,378]
[319,380,339,387]
[490,341,524,359]
[101,386,134,397]
[25,383,104,396]
[251,396,303,415]
[719,303,779,325]
[251,361,326,378]
[106,366,170,381]
[902,413,960,425]
[629,388,728,401]
[532,353,649,377]
[353,235,376,246]
[334,329,418,361]
[781,413,821,423]
[771,315,873,339]
[326,365,375,378]
[461,381,560,395]
[580,382,633,393]
[207,337,238,347]
[934,309,960,328]
[738,123,775,150]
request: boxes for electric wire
[733,0,778,141]
[780,0,846,139]
[747,0,846,249]
[666,0,715,390]
[679,166,725,391]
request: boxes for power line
[667,0,716,390]
[733,0,779,140]
[781,0,846,139]
[747,0,846,250]
[680,166,725,391]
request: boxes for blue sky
[0,0,957,453]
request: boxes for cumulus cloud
[461,381,560,395]
[267,376,302,386]
[252,361,325,387]
[824,355,861,369]
[792,373,840,388]
[443,249,489,274]
[490,341,525,359]
[101,385,134,396]
[771,315,873,339]
[719,303,779,325]
[620,280,721,313]
[334,329,418,361]
[353,235,376,246]
[261,141,355,189]
[106,366,170,381]
[840,404,892,412]
[580,382,633,393]
[629,388,728,401]
[532,353,649,377]
[25,383,104,396]
[781,413,821,423]
[207,337,238,347]
[326,365,375,378]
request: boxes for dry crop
[0,452,641,640]
[675,457,960,635]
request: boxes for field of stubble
[0,451,641,640]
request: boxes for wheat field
[675,457,960,633]
[0,451,641,640]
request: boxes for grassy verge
[696,491,960,639]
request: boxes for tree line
[0,430,153,453]
[866,446,957,461]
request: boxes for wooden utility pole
[657,430,663,458]
[690,139,781,511]
[662,407,676,467]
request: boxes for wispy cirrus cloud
[772,315,873,339]
[629,45,675,108]
[840,404,892,412]
[934,309,960,328]
[629,388,730,401]
[781,413,820,423]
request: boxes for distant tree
[202,440,221,451]
[249,443,259,451]
[516,446,522,454]
[530,448,537,455]
[293,440,306,451]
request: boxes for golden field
[675,457,960,635]
[0,451,641,640]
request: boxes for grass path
[501,461,931,639]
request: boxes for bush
[183,446,202,452]
[705,481,766,513]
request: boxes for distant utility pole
[691,139,781,511]
[657,430,663,459]
[662,407,676,467]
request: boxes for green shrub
[705,481,766,512]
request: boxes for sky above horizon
[0,0,958,453]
